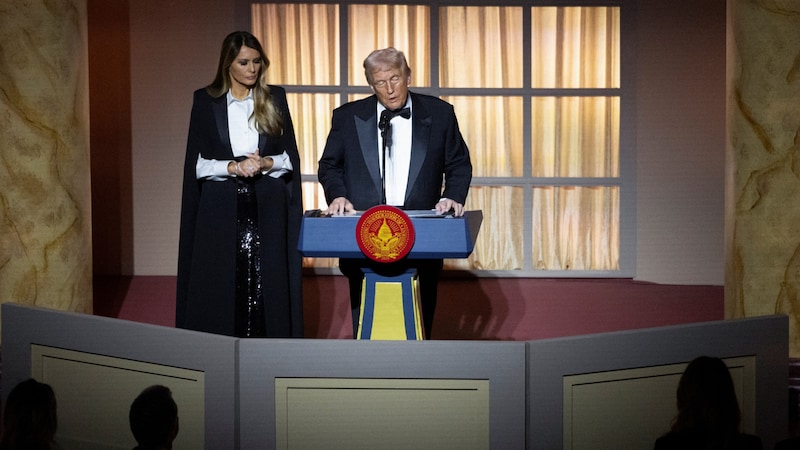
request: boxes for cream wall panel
[276,378,489,449]
[32,345,205,450]
[563,357,755,450]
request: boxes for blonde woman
[177,31,303,338]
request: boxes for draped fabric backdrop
[252,4,621,274]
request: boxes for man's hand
[325,197,356,215]
[435,198,465,217]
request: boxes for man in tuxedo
[318,47,472,338]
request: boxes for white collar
[226,89,253,106]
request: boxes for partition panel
[238,339,526,450]
[1,303,238,450]
[526,315,788,450]
[1,304,787,449]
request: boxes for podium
[299,210,482,340]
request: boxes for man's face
[369,67,411,111]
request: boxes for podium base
[357,269,424,340]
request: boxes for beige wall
[128,1,237,275]
[635,1,727,285]
[109,0,727,285]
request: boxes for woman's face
[228,45,262,93]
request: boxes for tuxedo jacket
[318,92,472,210]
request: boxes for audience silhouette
[654,356,763,450]
[0,378,58,450]
[774,437,800,450]
[129,385,179,450]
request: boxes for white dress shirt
[377,99,412,206]
[196,90,292,181]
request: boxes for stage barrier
[0,303,788,449]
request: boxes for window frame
[240,0,636,278]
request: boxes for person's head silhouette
[129,385,179,450]
[0,378,58,450]
[673,356,741,435]
[654,356,762,450]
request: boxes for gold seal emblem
[356,206,415,262]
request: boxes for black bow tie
[383,107,410,120]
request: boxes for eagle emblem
[356,206,415,262]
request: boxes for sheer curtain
[348,5,430,86]
[252,2,341,208]
[251,4,621,273]
[252,3,340,86]
[528,7,620,271]
[253,4,342,267]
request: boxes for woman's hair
[206,31,282,136]
[363,47,412,85]
[672,356,742,438]
[0,378,58,450]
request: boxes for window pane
[531,6,620,88]
[286,93,339,174]
[254,2,628,276]
[532,186,619,271]
[349,5,430,86]
[440,6,523,88]
[446,186,524,270]
[302,181,328,212]
[252,4,340,85]
[443,96,523,177]
[531,97,619,178]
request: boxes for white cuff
[263,151,293,178]
[214,160,233,177]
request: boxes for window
[251,1,633,277]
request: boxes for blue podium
[299,210,482,340]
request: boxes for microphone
[379,109,391,140]
[379,109,391,135]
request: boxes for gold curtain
[253,4,343,268]
[531,96,619,178]
[452,186,525,270]
[348,5,430,85]
[528,7,620,271]
[531,7,620,89]
[532,186,619,270]
[251,4,621,273]
[443,96,525,271]
[252,3,340,86]
[439,7,523,88]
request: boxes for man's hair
[363,47,411,85]
[129,385,178,447]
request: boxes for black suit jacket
[318,92,472,210]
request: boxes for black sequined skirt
[234,178,266,337]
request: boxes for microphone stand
[378,110,391,205]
